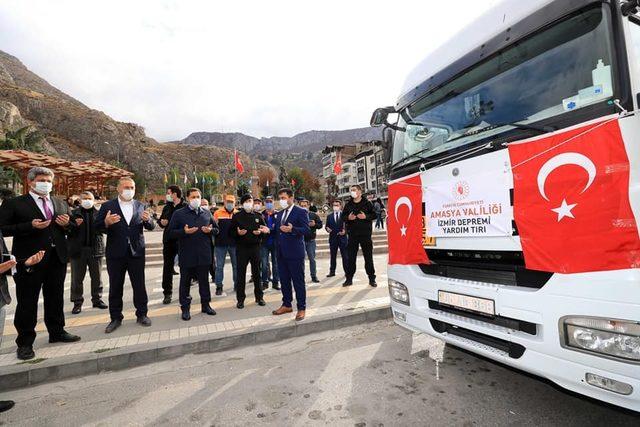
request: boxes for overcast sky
[0,0,499,141]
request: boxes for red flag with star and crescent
[388,174,429,265]
[234,150,244,174]
[508,117,640,273]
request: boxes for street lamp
[103,141,121,163]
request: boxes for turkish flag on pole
[234,150,244,173]
[388,174,429,265]
[333,151,343,175]
[508,118,640,273]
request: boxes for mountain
[0,50,273,191]
[172,126,383,175]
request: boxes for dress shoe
[326,273,336,278]
[71,302,82,314]
[311,277,320,283]
[137,316,152,327]
[172,269,179,275]
[256,298,266,306]
[201,303,216,315]
[16,346,35,360]
[215,288,223,296]
[163,295,172,305]
[342,280,353,287]
[295,310,306,321]
[272,284,281,290]
[93,300,108,309]
[272,305,293,315]
[181,307,191,321]
[262,283,269,290]
[0,400,15,413]
[49,331,81,343]
[236,301,244,309]
[105,319,122,334]
[369,281,378,287]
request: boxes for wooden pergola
[0,150,133,197]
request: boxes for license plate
[438,291,495,316]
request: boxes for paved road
[1,321,637,426]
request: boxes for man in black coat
[168,188,219,320]
[231,194,269,309]
[0,166,81,360]
[0,228,45,412]
[68,191,107,314]
[95,177,156,334]
[158,185,185,304]
[341,185,377,288]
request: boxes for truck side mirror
[370,106,396,127]
[383,127,394,164]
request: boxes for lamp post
[103,141,121,164]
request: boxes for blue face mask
[265,202,274,210]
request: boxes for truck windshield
[392,5,615,168]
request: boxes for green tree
[287,167,304,195]
[0,126,45,151]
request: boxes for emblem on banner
[452,181,470,200]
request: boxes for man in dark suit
[168,188,218,320]
[342,185,377,287]
[0,166,81,360]
[0,228,45,411]
[95,177,156,333]
[158,185,185,304]
[271,188,310,321]
[68,191,107,314]
[325,199,348,278]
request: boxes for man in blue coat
[95,177,156,333]
[325,199,348,278]
[168,188,218,320]
[271,188,310,321]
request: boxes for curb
[0,304,392,391]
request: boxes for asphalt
[1,321,637,426]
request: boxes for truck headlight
[562,317,640,362]
[388,280,410,305]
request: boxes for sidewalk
[0,246,391,390]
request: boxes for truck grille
[421,249,552,289]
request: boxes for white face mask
[81,199,94,209]
[350,191,358,199]
[279,199,289,209]
[333,206,340,212]
[189,198,201,209]
[166,194,173,202]
[253,204,261,211]
[243,202,253,212]
[34,181,52,195]
[120,189,135,201]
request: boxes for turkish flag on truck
[508,117,640,273]
[388,174,429,265]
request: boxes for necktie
[335,212,338,223]
[39,197,53,220]
[282,208,290,224]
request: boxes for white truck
[371,0,640,411]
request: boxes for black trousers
[236,245,263,303]
[346,234,376,282]
[179,265,211,308]
[161,240,178,296]
[106,254,148,321]
[14,250,66,347]
[70,248,103,304]
[329,236,349,275]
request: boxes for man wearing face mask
[325,199,348,278]
[168,188,218,320]
[68,191,107,314]
[95,177,156,333]
[230,194,269,308]
[213,194,238,296]
[0,167,81,360]
[342,185,377,287]
[158,185,186,305]
[260,196,279,291]
[272,188,310,321]
[299,199,323,284]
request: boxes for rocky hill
[0,49,273,191]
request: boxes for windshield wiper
[447,121,555,145]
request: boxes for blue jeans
[261,242,279,285]
[304,240,317,280]
[214,245,237,290]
